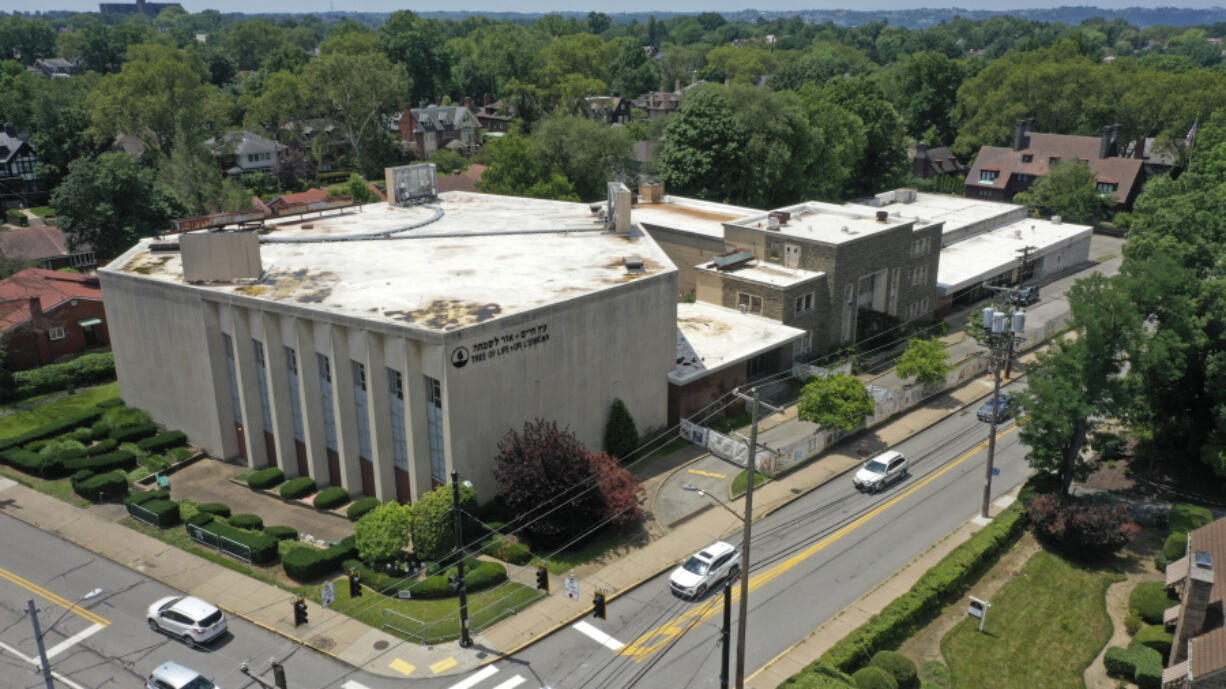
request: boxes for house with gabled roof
[0,268,109,369]
[398,105,481,159]
[204,130,287,176]
[1163,517,1226,688]
[910,143,967,179]
[0,123,44,207]
[965,119,1147,209]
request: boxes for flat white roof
[671,302,806,385]
[106,191,676,333]
[936,218,1093,294]
[844,191,1027,241]
[729,202,914,245]
[633,195,759,240]
[695,259,824,288]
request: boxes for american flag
[1186,117,1199,150]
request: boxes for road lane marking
[44,622,104,659]
[445,664,498,687]
[572,620,625,650]
[388,658,416,675]
[342,682,373,689]
[491,676,526,689]
[431,656,460,674]
[619,425,1021,662]
[0,638,88,689]
[687,469,727,479]
[0,567,110,627]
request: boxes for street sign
[564,576,580,601]
[968,596,990,632]
[321,581,335,608]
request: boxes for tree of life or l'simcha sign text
[451,323,550,369]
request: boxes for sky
[8,0,1226,14]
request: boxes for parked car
[852,450,908,493]
[1010,286,1039,306]
[146,596,227,648]
[669,541,741,598]
[977,395,1016,423]
[145,661,220,689]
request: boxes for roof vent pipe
[876,210,888,223]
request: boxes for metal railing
[187,523,255,563]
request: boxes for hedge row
[247,467,285,490]
[282,537,358,582]
[1104,643,1163,689]
[1133,624,1174,658]
[111,422,158,443]
[481,534,533,565]
[263,525,298,541]
[71,469,128,502]
[197,503,232,518]
[229,513,264,530]
[1129,581,1171,625]
[0,408,104,451]
[10,352,116,399]
[280,476,316,499]
[128,498,180,527]
[186,514,279,564]
[814,502,1028,674]
[340,557,507,599]
[137,431,187,453]
[124,490,170,506]
[86,438,118,456]
[0,448,62,477]
[64,449,136,474]
[314,486,350,510]
[347,497,380,521]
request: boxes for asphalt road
[0,381,1029,689]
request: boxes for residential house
[633,88,682,120]
[0,224,97,272]
[909,143,967,179]
[204,130,287,176]
[398,105,481,160]
[465,96,515,133]
[0,268,108,370]
[109,133,150,160]
[965,119,1146,208]
[27,58,79,79]
[0,123,44,208]
[1162,517,1226,688]
[583,96,635,125]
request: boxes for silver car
[145,661,220,689]
[852,450,908,493]
[147,596,227,648]
[669,541,741,599]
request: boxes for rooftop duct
[180,230,262,283]
[386,163,438,206]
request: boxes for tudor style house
[0,268,109,369]
[398,105,482,159]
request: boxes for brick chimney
[1171,550,1215,665]
[1013,119,1032,151]
[27,296,40,319]
[464,96,474,111]
[483,92,492,107]
[1099,125,1114,159]
[674,79,681,93]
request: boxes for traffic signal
[593,591,607,620]
[535,565,549,591]
[349,570,362,598]
[292,596,308,627]
[271,662,287,689]
[448,574,460,592]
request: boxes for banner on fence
[791,360,853,382]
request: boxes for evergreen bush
[868,651,917,689]
[279,476,317,499]
[228,513,264,530]
[851,666,897,689]
[313,486,350,510]
[347,497,380,521]
[246,467,285,490]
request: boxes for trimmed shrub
[779,664,857,688]
[124,489,170,506]
[282,537,359,582]
[1103,646,1135,678]
[11,352,116,398]
[167,447,193,462]
[186,517,278,564]
[185,512,214,527]
[97,398,124,408]
[481,534,533,565]
[314,486,350,510]
[1131,643,1164,689]
[90,421,109,439]
[110,422,157,443]
[1125,611,1143,636]
[1,447,64,477]
[0,408,105,451]
[851,666,897,689]
[128,498,180,527]
[412,483,478,561]
[405,559,508,600]
[86,438,118,456]
[347,497,380,521]
[228,513,264,530]
[71,469,128,501]
[1157,531,1189,571]
[196,503,232,518]
[869,651,917,689]
[263,525,298,541]
[1169,503,1213,534]
[1027,495,1140,557]
[280,476,317,499]
[1133,624,1174,657]
[137,431,187,453]
[63,449,136,474]
[1129,581,1172,625]
[246,467,285,490]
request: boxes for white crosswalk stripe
[490,676,527,689]
[446,664,499,689]
[573,620,625,650]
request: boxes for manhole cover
[307,636,336,651]
[374,640,389,650]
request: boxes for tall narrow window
[388,369,408,471]
[253,341,273,433]
[352,361,372,462]
[224,334,241,424]
[318,354,337,451]
[425,376,445,482]
[285,346,304,443]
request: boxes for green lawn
[730,469,774,498]
[534,526,640,574]
[941,550,1121,689]
[0,464,91,506]
[0,382,120,438]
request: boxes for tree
[222,19,288,72]
[303,50,409,178]
[28,74,101,189]
[587,451,642,529]
[767,44,876,92]
[493,419,608,548]
[479,132,578,201]
[354,502,413,563]
[660,87,746,202]
[51,153,183,260]
[797,374,875,432]
[0,15,56,66]
[410,483,478,561]
[609,37,659,98]
[896,337,951,387]
[344,173,379,204]
[895,51,965,144]
[603,398,639,461]
[1013,159,1112,224]
[158,115,249,216]
[379,11,451,104]
[532,116,633,200]
[586,12,612,34]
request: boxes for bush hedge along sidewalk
[347,497,380,521]
[282,537,359,582]
[280,476,317,499]
[110,422,158,443]
[228,513,264,530]
[196,503,232,518]
[71,469,128,502]
[186,515,278,564]
[11,352,116,399]
[137,431,187,453]
[246,467,285,490]
[0,408,105,452]
[314,486,350,510]
[127,498,181,528]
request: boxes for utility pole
[720,576,733,689]
[28,601,53,689]
[731,387,760,689]
[451,470,472,648]
[980,306,1025,518]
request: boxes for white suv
[669,541,741,599]
[145,661,220,689]
[147,596,227,648]
[852,450,908,493]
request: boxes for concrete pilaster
[399,339,432,502]
[295,320,330,484]
[329,325,363,493]
[201,301,239,460]
[262,313,299,477]
[227,304,268,468]
[365,332,395,502]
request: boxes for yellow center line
[619,425,1019,661]
[0,567,110,627]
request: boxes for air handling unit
[385,163,438,206]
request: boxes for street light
[682,483,742,689]
[682,483,745,523]
[30,587,103,689]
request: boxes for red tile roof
[0,268,103,331]
[267,188,330,208]
[0,225,71,261]
[966,131,1144,203]
[437,164,488,193]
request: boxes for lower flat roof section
[670,302,807,386]
[935,218,1092,295]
